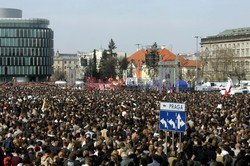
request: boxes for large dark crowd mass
[0,84,249,166]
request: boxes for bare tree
[205,47,235,81]
[200,49,210,78]
[181,69,196,85]
[51,68,66,81]
[230,61,246,84]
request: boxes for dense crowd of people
[0,84,249,166]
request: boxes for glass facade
[0,18,53,81]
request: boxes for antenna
[135,44,141,51]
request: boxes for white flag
[224,77,233,95]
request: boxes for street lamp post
[175,54,179,93]
[193,36,201,86]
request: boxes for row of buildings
[53,50,126,84]
[1,8,250,84]
[53,47,199,87]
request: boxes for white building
[77,49,103,71]
[201,27,250,81]
[53,51,82,84]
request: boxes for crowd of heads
[0,84,249,166]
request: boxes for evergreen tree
[85,59,92,77]
[118,53,129,78]
[99,39,119,80]
[99,50,117,80]
[92,49,98,78]
[120,53,128,70]
[108,38,117,57]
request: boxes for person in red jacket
[3,153,12,166]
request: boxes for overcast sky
[2,0,250,55]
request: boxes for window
[24,48,27,56]
[44,66,47,74]
[10,38,13,46]
[25,57,29,65]
[2,57,5,65]
[41,66,43,75]
[46,57,49,65]
[237,62,240,66]
[30,57,33,65]
[237,49,240,55]
[11,58,14,66]
[9,48,12,56]
[16,29,20,37]
[20,66,24,75]
[34,57,37,65]
[33,39,36,47]
[21,38,25,47]
[241,61,244,66]
[28,29,31,37]
[246,61,249,70]
[14,38,18,47]
[6,38,10,46]
[37,66,40,75]
[4,29,8,37]
[6,48,9,56]
[38,39,41,47]
[40,48,43,56]
[37,29,40,38]
[32,29,35,37]
[24,66,28,75]
[20,29,23,37]
[24,29,27,37]
[19,57,23,66]
[246,48,249,55]
[20,48,24,56]
[32,49,35,56]
[80,58,87,66]
[7,58,10,66]
[1,29,4,37]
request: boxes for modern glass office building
[0,8,54,82]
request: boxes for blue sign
[159,102,186,132]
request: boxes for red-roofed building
[127,48,201,86]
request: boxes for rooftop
[217,27,250,36]
[201,27,250,43]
